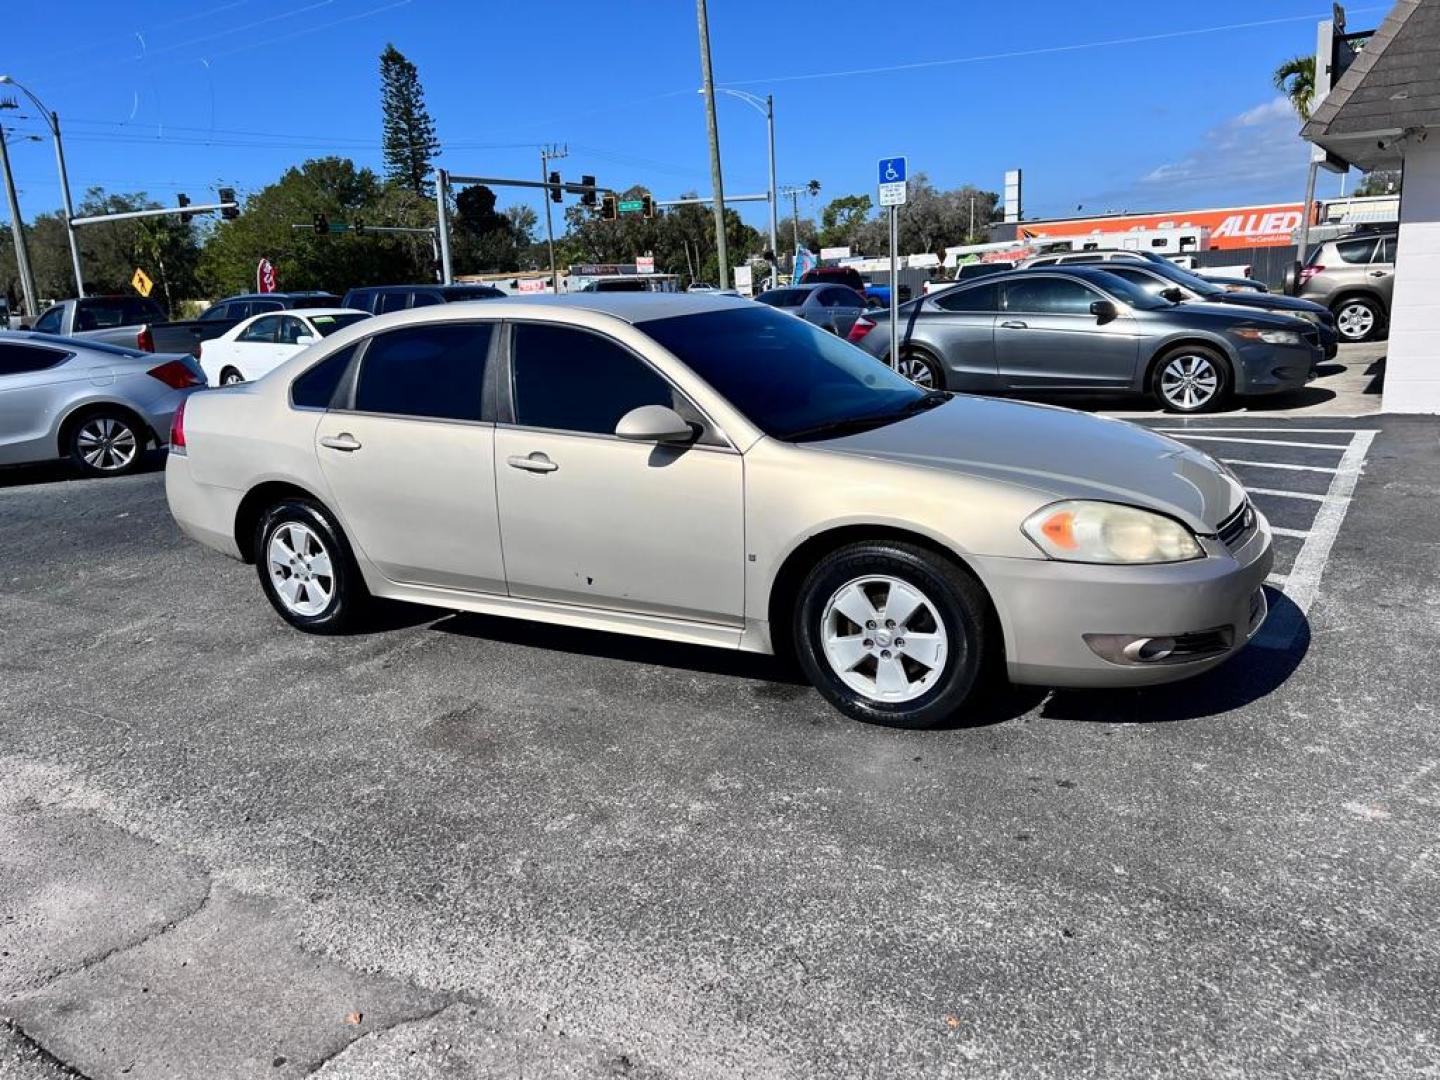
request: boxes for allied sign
[1016,202,1312,250]
[130,268,153,298]
[256,258,277,294]
[878,157,906,185]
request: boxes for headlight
[1293,310,1323,326]
[1022,501,1204,564]
[1232,327,1303,345]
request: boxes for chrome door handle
[1368,270,1388,277]
[319,433,362,452]
[1001,320,1028,329]
[507,452,558,473]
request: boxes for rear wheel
[68,410,145,477]
[1152,346,1230,413]
[793,542,992,728]
[220,366,245,385]
[896,349,945,390]
[255,498,370,634]
[1332,296,1382,343]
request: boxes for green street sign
[617,199,645,214]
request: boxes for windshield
[309,313,370,337]
[1088,272,1178,311]
[756,289,810,307]
[643,306,929,441]
[1139,260,1223,298]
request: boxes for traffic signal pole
[435,169,453,284]
[696,0,729,290]
[541,144,566,294]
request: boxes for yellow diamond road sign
[131,268,154,297]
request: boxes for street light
[0,76,85,296]
[0,112,43,318]
[699,87,778,281]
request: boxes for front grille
[1216,502,1257,552]
[1167,628,1233,660]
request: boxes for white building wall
[1384,141,1440,413]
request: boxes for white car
[199,308,370,386]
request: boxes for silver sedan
[166,295,1273,728]
[756,283,867,337]
[0,332,205,476]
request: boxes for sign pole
[888,206,899,372]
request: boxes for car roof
[285,307,368,318]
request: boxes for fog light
[1123,636,1175,662]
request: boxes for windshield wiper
[783,391,950,442]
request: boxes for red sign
[1017,202,1317,250]
[256,258,277,293]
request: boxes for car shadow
[1364,355,1386,395]
[0,449,167,490]
[1040,586,1309,724]
[1241,386,1337,411]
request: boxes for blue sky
[1,0,1383,235]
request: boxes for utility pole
[540,143,566,294]
[0,78,84,296]
[0,128,39,318]
[695,0,729,289]
[968,195,975,243]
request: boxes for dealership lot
[1,388,1437,1076]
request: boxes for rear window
[442,287,504,301]
[757,289,810,306]
[291,344,358,409]
[288,295,341,309]
[75,297,165,329]
[308,313,369,337]
[1336,238,1379,264]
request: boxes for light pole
[0,76,83,297]
[700,87,778,283]
[695,0,729,290]
[0,119,41,318]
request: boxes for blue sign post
[877,157,908,373]
[878,157,907,185]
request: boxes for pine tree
[380,44,440,196]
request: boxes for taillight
[169,398,187,454]
[1299,264,1325,286]
[847,316,876,343]
[147,359,203,389]
[137,326,154,352]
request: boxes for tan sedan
[166,294,1273,728]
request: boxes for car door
[494,320,745,624]
[817,287,865,336]
[313,321,505,594]
[995,275,1140,389]
[231,314,285,380]
[918,281,1002,389]
[1371,234,1396,307]
[0,342,74,465]
[271,315,316,373]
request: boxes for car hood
[1166,301,1311,329]
[818,395,1245,532]
[1208,292,1327,317]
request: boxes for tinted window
[1103,267,1169,295]
[199,304,232,322]
[75,299,154,330]
[820,288,861,308]
[239,315,282,343]
[377,291,410,314]
[289,295,340,309]
[934,282,999,312]
[253,300,283,314]
[443,287,504,301]
[277,316,310,344]
[757,289,810,307]
[642,306,926,441]
[291,343,358,409]
[1336,238,1378,264]
[408,291,442,308]
[353,322,493,421]
[1058,254,1104,264]
[0,343,67,376]
[1376,236,1396,263]
[127,298,166,323]
[343,290,376,314]
[1003,277,1099,314]
[34,307,64,334]
[512,324,674,435]
[308,313,369,337]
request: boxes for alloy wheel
[222,369,245,385]
[1159,354,1220,412]
[267,521,335,617]
[897,354,937,389]
[820,575,948,703]
[1336,302,1375,341]
[75,417,139,472]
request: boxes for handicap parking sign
[878,157,906,184]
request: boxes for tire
[67,409,146,477]
[792,541,992,728]
[220,366,245,385]
[254,498,371,634]
[1151,345,1231,414]
[1331,295,1382,343]
[896,348,946,390]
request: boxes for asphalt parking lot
[2,353,1437,1078]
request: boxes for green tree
[1354,168,1401,196]
[380,44,440,196]
[451,184,521,275]
[1273,55,1316,121]
[818,194,873,250]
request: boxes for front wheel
[1152,347,1230,413]
[255,498,370,634]
[1332,296,1382,343]
[793,542,993,728]
[69,411,145,477]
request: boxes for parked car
[141,292,344,357]
[1295,229,1396,343]
[1017,250,1267,294]
[199,308,370,386]
[755,284,867,336]
[1091,260,1340,358]
[686,282,718,293]
[30,296,169,350]
[924,262,1015,296]
[851,267,1321,413]
[166,294,1273,729]
[0,332,204,476]
[341,284,505,313]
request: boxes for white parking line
[1157,427,1364,435]
[1245,487,1327,502]
[1165,435,1349,450]
[1269,526,1309,539]
[1266,572,1289,586]
[1221,459,1338,474]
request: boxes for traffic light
[580,175,596,207]
[313,212,330,235]
[600,195,617,221]
[177,193,194,224]
[548,171,563,203]
[353,218,366,236]
[218,188,238,220]
[641,194,654,219]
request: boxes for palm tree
[1273,55,1316,120]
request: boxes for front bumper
[1234,341,1321,396]
[972,509,1274,688]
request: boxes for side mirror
[1090,299,1118,320]
[614,404,695,444]
[1160,287,1185,303]
[295,334,317,346]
